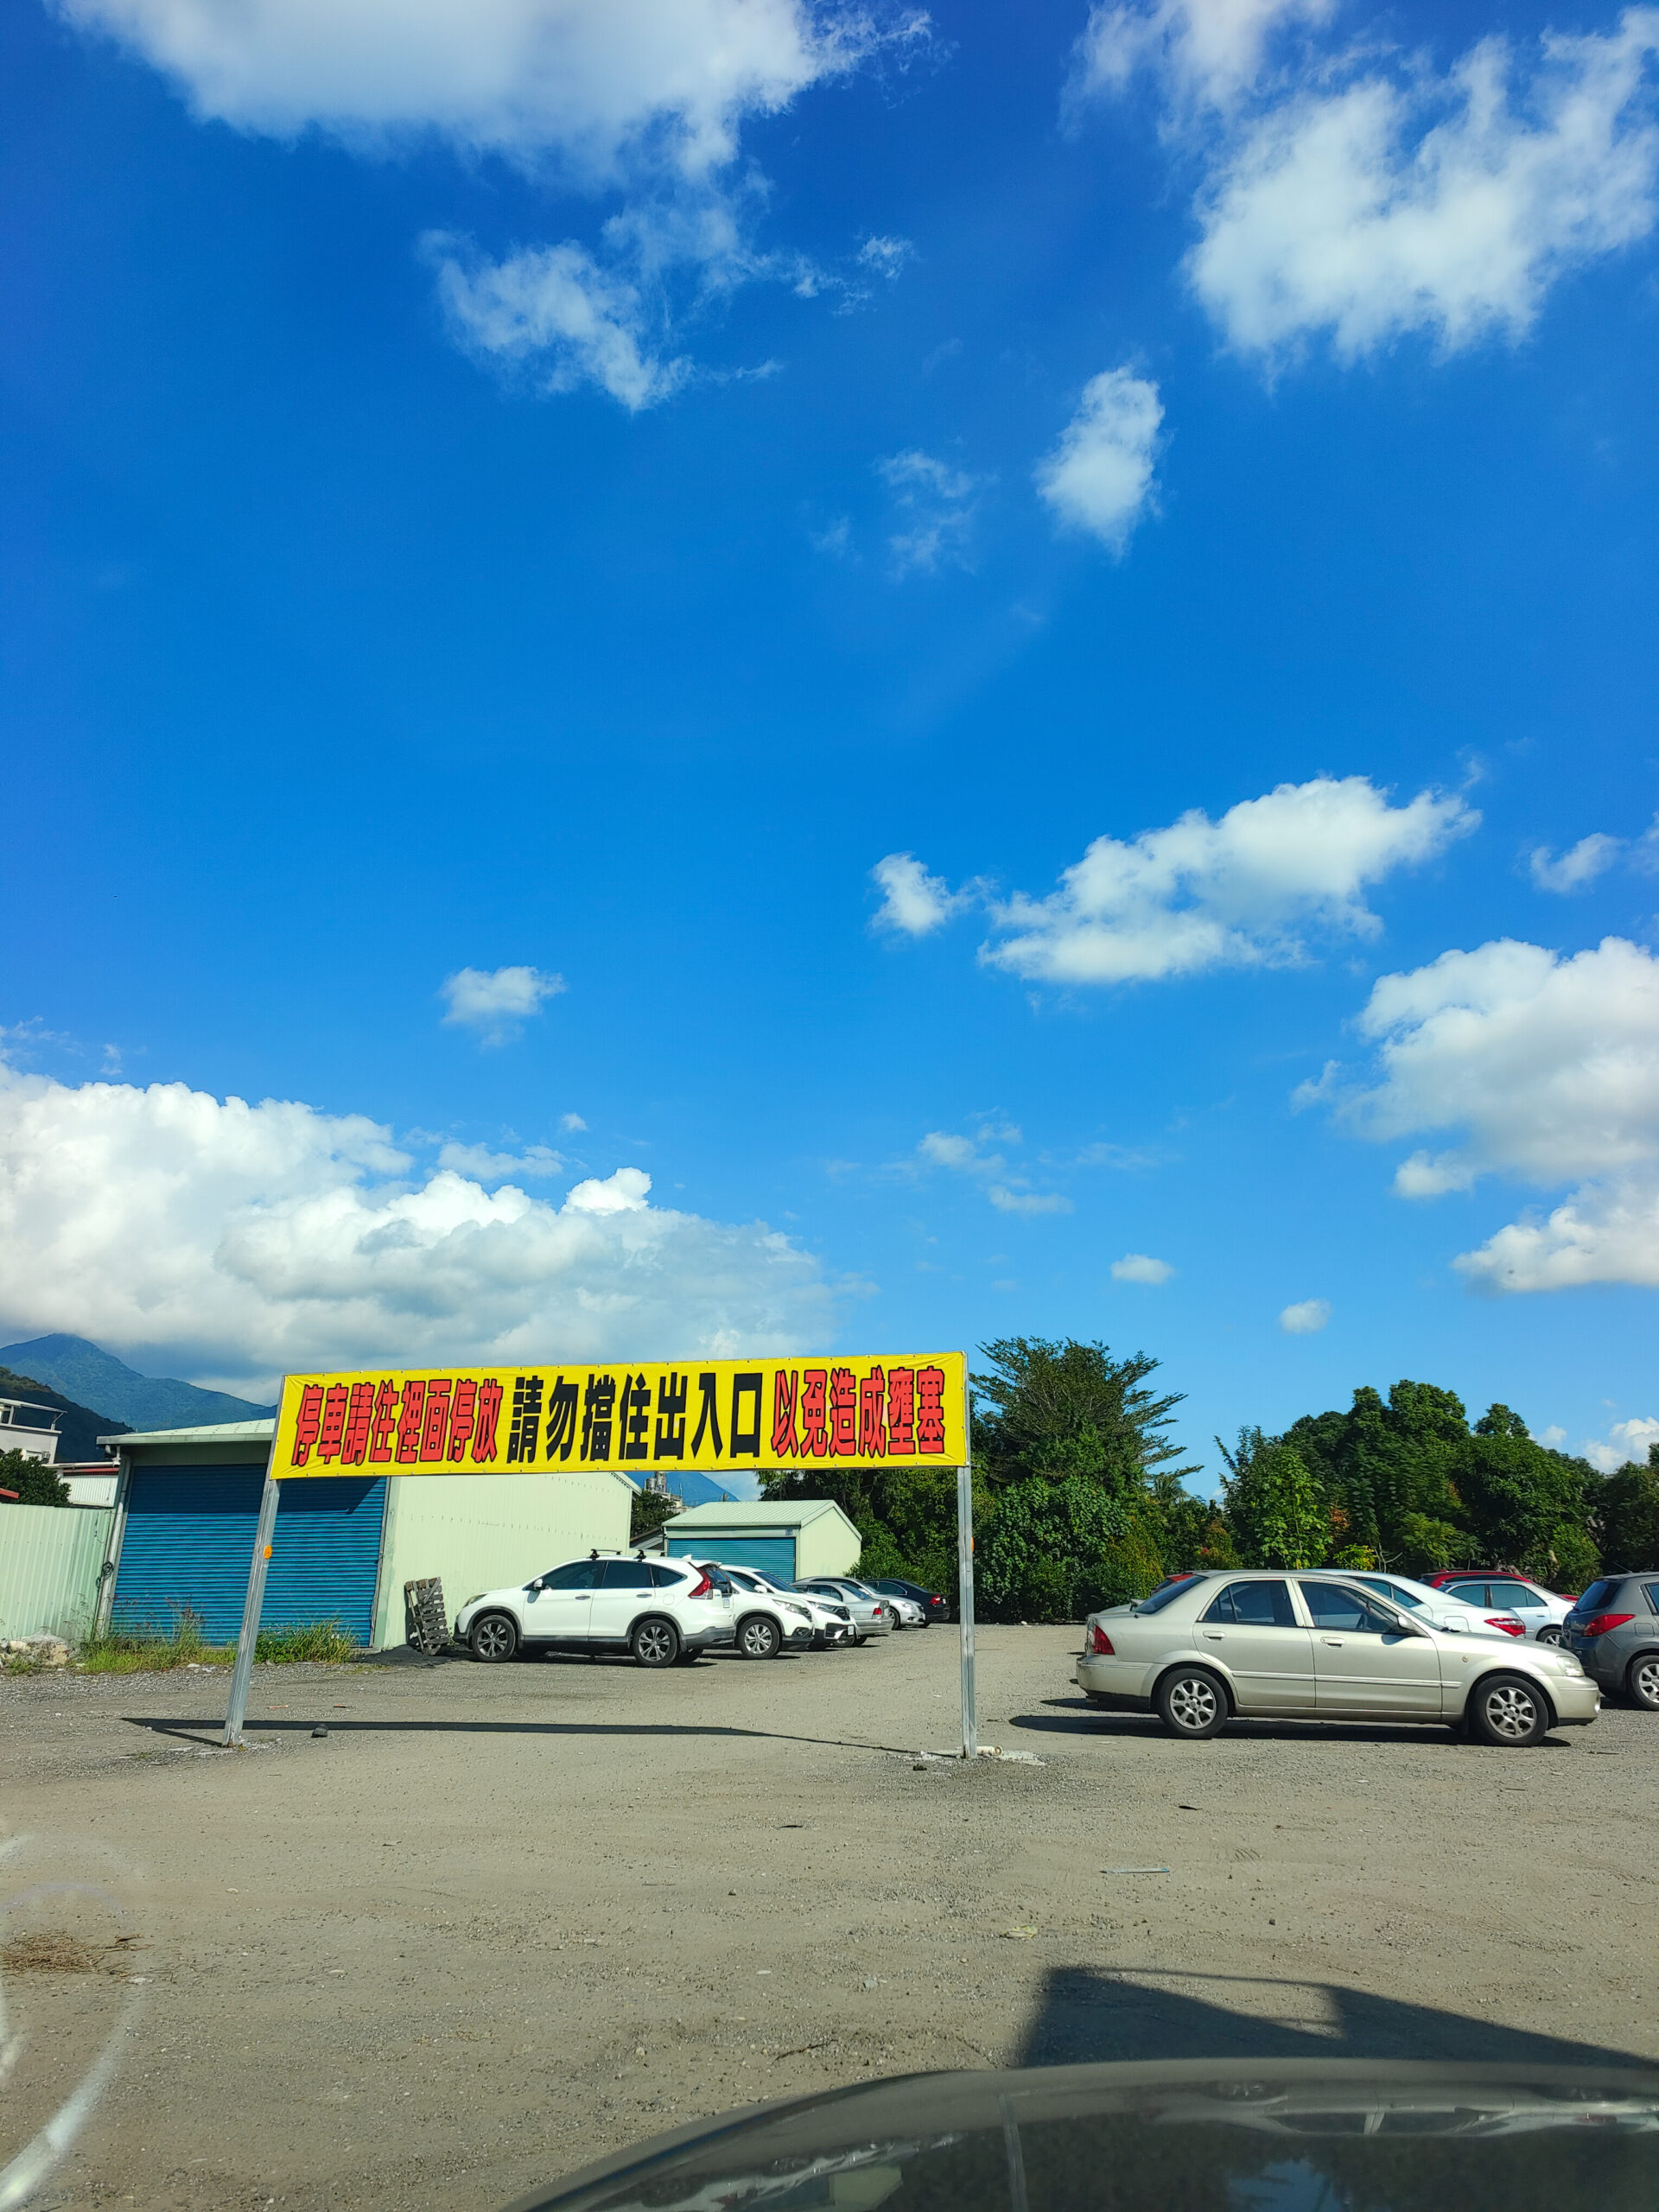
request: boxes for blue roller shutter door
[112,1467,387,1642]
[666,1535,797,1582]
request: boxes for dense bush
[0,1447,70,1506]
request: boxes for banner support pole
[956,1362,976,1758]
[224,1471,281,1746]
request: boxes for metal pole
[223,1473,280,1746]
[957,1380,977,1757]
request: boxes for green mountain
[0,1367,129,1463]
[0,1334,274,1433]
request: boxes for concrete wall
[796,1506,861,1579]
[371,1468,632,1647]
[0,1503,114,1640]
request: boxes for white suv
[456,1553,734,1669]
[685,1559,817,1659]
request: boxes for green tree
[1596,1444,1659,1571]
[629,1486,677,1546]
[0,1449,70,1506]
[976,1475,1163,1621]
[1285,1382,1468,1571]
[973,1336,1197,1491]
[1452,1411,1599,1587]
[1219,1428,1326,1568]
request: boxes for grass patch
[77,1608,359,1672]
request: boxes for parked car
[1562,1575,1659,1708]
[456,1552,734,1669]
[684,1559,817,1659]
[1420,1571,1577,1643]
[883,1591,927,1628]
[728,1566,855,1647]
[1075,1568,1598,1745]
[872,1577,950,1626]
[795,1577,893,1641]
[1344,1570,1526,1640]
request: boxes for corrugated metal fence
[0,1505,112,1641]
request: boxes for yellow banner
[272,1354,967,1478]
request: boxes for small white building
[0,1399,61,1464]
[661,1498,862,1583]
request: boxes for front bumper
[1542,1666,1603,1719]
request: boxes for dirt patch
[1,1929,148,1974]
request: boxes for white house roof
[662,1498,857,1534]
[103,1420,276,1449]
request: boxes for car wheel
[1536,1625,1563,1646]
[736,1614,781,1660]
[631,1615,681,1669]
[1467,1671,1550,1746]
[468,1611,518,1663]
[1155,1665,1227,1740]
[1626,1654,1659,1710]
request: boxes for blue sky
[3,0,1658,1485]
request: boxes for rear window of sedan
[1135,1577,1208,1616]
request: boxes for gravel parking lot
[3,1625,1656,2212]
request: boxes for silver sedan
[794,1578,893,1641]
[1076,1569,1599,1746]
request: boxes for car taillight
[1582,1612,1634,1637]
[685,1573,714,1599]
[1087,1625,1114,1656]
[1488,1618,1525,1637]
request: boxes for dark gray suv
[1562,1575,1659,1707]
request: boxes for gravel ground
[3,1624,1656,2211]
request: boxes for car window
[1300,1581,1396,1633]
[1491,1580,1543,1607]
[541,1560,603,1590]
[1441,1580,1487,1605]
[1574,1579,1620,1613]
[601,1560,654,1588]
[1137,1577,1205,1617]
[1203,1580,1297,1628]
[1381,1582,1425,1610]
[1644,1584,1659,1615]
[647,1564,683,1587]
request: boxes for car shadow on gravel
[1018,1968,1643,2070]
[118,1715,925,1756]
[1015,1697,1579,1748]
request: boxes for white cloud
[1070,0,1332,114]
[54,0,867,180]
[871,853,968,935]
[0,1065,834,1397]
[54,0,919,406]
[440,963,566,1045]
[1529,833,1622,893]
[1581,1414,1659,1471]
[1280,1297,1331,1332]
[428,237,688,410]
[988,1186,1072,1215]
[1322,935,1659,1293]
[436,1141,565,1183]
[1539,1424,1567,1449]
[1187,18,1659,363]
[876,449,982,575]
[1111,1251,1175,1282]
[559,1113,588,1134]
[914,1124,1069,1215]
[857,234,914,279]
[981,775,1475,986]
[1076,4,1659,366]
[1035,368,1163,553]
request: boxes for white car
[883,1592,926,1628]
[456,1552,734,1669]
[683,1559,817,1659]
[795,1578,893,1641]
[1426,1573,1578,1643]
[1075,1568,1598,1745]
[732,1567,854,1647]
[1345,1570,1527,1643]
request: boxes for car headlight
[463,1593,486,1607]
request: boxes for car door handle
[1322,1637,1344,1646]
[1201,1630,1224,1642]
